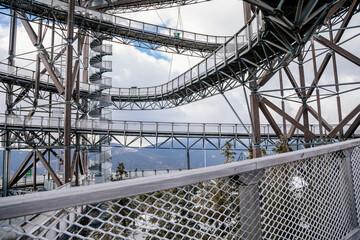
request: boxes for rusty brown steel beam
[344,114,360,139]
[36,150,62,187]
[328,104,360,138]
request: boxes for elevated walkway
[0,0,353,110]
[90,0,211,12]
[0,0,229,56]
[1,114,358,150]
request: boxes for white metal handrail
[0,138,360,240]
[0,10,261,100]
[0,114,351,137]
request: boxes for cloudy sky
[0,0,359,129]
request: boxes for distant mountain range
[0,142,250,177]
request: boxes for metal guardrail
[0,10,260,101]
[1,114,352,138]
[1,139,360,239]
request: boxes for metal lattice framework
[0,0,359,193]
[90,0,214,13]
[0,139,359,239]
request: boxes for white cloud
[0,1,359,130]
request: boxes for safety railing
[0,9,261,101]
[1,139,360,239]
[0,114,351,138]
[28,0,230,46]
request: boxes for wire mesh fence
[0,141,360,239]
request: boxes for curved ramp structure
[0,0,230,56]
[0,0,351,110]
[90,0,211,13]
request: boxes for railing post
[237,169,264,239]
[342,148,360,239]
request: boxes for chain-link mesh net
[351,147,360,225]
[260,150,357,240]
[0,148,359,239]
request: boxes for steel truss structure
[0,0,359,195]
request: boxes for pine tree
[221,141,236,163]
[274,135,290,154]
[111,162,128,181]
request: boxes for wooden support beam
[256,59,279,87]
[9,151,33,187]
[344,114,360,139]
[306,53,331,98]
[11,160,39,187]
[279,69,287,134]
[316,36,360,67]
[34,19,42,102]
[311,40,324,139]
[333,0,359,43]
[20,18,64,95]
[9,150,48,187]
[64,0,75,183]
[286,107,303,139]
[250,92,261,158]
[71,32,86,92]
[70,151,79,182]
[259,101,283,138]
[33,152,37,190]
[328,104,360,138]
[78,153,85,175]
[306,0,359,98]
[307,106,333,132]
[36,150,62,187]
[12,87,30,107]
[261,98,316,139]
[325,0,348,20]
[283,66,303,98]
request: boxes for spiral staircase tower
[88,33,113,183]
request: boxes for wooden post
[279,69,287,135]
[33,151,37,190]
[298,54,310,145]
[64,0,75,183]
